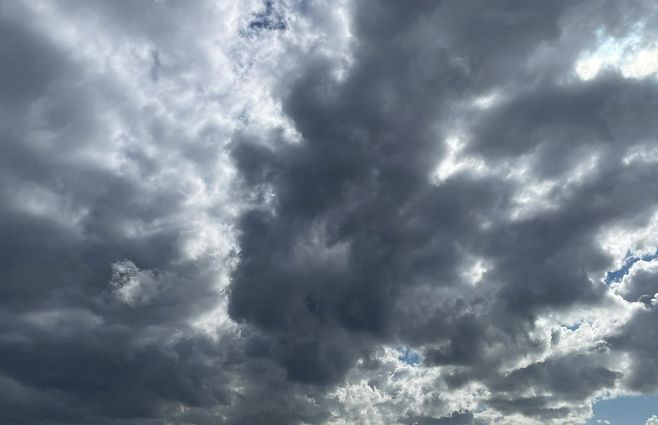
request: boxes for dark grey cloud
[487,354,621,406]
[401,411,474,425]
[485,396,571,420]
[2,0,658,424]
[230,0,658,422]
[0,1,247,423]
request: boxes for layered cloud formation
[2,1,658,424]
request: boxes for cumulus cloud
[2,0,658,424]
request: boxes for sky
[587,395,658,425]
[1,1,658,424]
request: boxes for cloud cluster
[2,0,658,424]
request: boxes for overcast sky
[2,1,658,424]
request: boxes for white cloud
[109,260,166,306]
[575,25,658,81]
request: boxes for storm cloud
[2,0,658,424]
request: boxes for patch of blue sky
[248,0,287,31]
[565,321,582,331]
[397,346,421,366]
[586,394,658,425]
[605,249,658,284]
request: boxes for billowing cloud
[2,0,658,424]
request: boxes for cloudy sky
[2,1,658,424]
